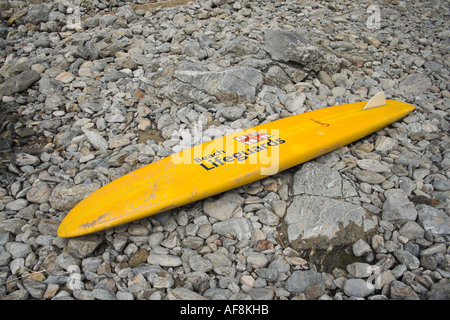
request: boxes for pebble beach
[0,0,449,301]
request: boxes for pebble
[343,279,375,298]
[0,0,448,302]
[55,72,75,84]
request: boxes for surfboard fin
[363,92,386,110]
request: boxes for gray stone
[23,278,47,299]
[202,192,244,221]
[285,270,324,299]
[293,162,343,198]
[212,217,253,241]
[356,159,390,173]
[163,63,264,106]
[0,219,27,234]
[416,205,450,236]
[285,194,375,249]
[37,219,59,236]
[66,235,103,259]
[220,35,260,56]
[352,239,372,257]
[247,287,274,300]
[318,71,335,88]
[116,291,134,300]
[398,221,425,240]
[7,242,32,259]
[5,199,28,211]
[204,251,232,269]
[263,29,321,68]
[56,252,79,271]
[382,189,417,224]
[147,254,182,267]
[167,287,208,300]
[115,6,138,22]
[216,105,246,121]
[343,279,375,298]
[432,174,450,191]
[26,182,52,204]
[153,276,175,289]
[256,208,279,226]
[183,42,207,60]
[346,262,373,278]
[104,71,129,82]
[399,73,432,95]
[427,283,450,300]
[49,182,101,211]
[188,254,212,272]
[393,250,420,270]
[390,280,420,300]
[420,243,446,257]
[247,253,269,269]
[355,170,386,184]
[375,136,398,153]
[92,288,116,300]
[13,153,40,166]
[255,267,278,281]
[0,251,11,266]
[22,4,51,24]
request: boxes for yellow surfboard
[57,93,415,237]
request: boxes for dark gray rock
[22,4,51,24]
[66,235,103,259]
[285,270,324,298]
[0,70,41,97]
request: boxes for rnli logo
[234,132,273,145]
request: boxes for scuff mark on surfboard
[80,213,110,229]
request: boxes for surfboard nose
[57,214,92,238]
[57,220,76,238]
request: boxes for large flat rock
[284,162,377,250]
